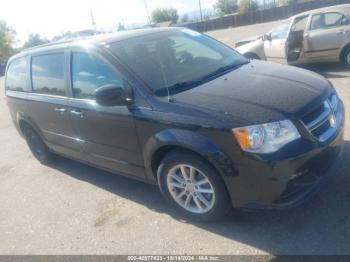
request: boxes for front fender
[236,39,266,60]
[143,129,237,182]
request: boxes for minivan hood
[173,60,330,126]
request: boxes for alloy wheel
[166,164,215,214]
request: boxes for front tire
[22,125,53,165]
[157,150,231,222]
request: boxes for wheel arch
[143,129,238,183]
[340,42,350,60]
[16,113,45,141]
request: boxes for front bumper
[227,103,345,210]
[244,135,343,210]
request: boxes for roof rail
[21,39,78,52]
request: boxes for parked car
[236,4,350,68]
[5,28,344,221]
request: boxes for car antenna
[166,86,172,102]
[160,68,173,102]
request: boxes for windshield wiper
[155,79,205,97]
[154,60,250,98]
[202,60,250,80]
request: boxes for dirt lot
[0,22,350,255]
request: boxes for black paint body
[5,28,345,209]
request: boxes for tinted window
[31,53,65,96]
[71,52,124,99]
[310,13,344,30]
[6,58,27,92]
[108,29,247,96]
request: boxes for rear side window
[310,13,344,30]
[71,52,124,99]
[31,53,65,96]
[6,57,27,92]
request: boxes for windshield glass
[107,29,248,96]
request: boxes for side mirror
[94,85,129,106]
[263,34,272,41]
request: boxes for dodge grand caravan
[5,28,344,221]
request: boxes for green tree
[23,33,49,49]
[0,20,16,62]
[279,0,298,6]
[214,0,238,15]
[152,8,179,23]
[117,23,126,31]
[52,31,73,42]
[239,0,259,13]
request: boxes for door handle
[54,107,66,113]
[338,29,346,35]
[70,109,84,118]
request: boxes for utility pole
[90,8,97,33]
[143,0,151,24]
[198,0,203,22]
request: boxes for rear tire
[22,125,53,165]
[157,150,231,222]
[341,46,350,69]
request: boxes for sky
[0,0,217,44]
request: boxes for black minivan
[5,28,344,221]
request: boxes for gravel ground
[0,21,349,255]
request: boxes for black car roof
[10,27,180,61]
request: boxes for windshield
[107,29,248,96]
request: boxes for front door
[305,12,350,60]
[67,48,145,178]
[263,19,291,63]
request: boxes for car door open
[286,15,310,63]
[263,19,291,63]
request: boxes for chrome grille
[301,94,342,142]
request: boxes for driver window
[270,20,291,40]
[71,52,124,100]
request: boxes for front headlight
[232,120,300,154]
[329,94,338,111]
